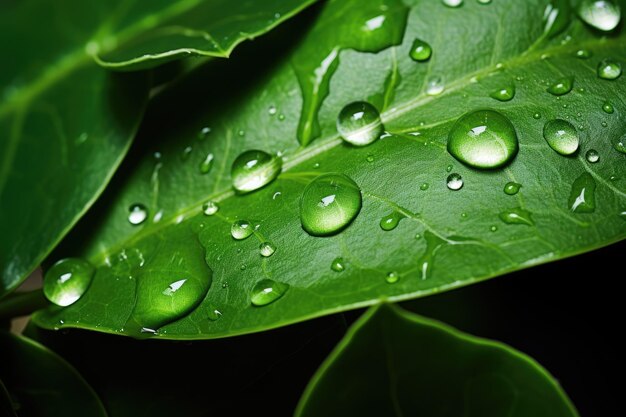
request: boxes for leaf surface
[33,0,626,338]
[295,304,578,417]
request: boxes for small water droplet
[331,257,345,272]
[199,153,214,174]
[198,127,211,140]
[380,211,406,231]
[575,49,592,59]
[231,220,253,240]
[446,173,464,190]
[240,264,247,271]
[272,191,282,200]
[181,146,193,161]
[415,233,422,239]
[504,182,522,195]
[300,173,362,236]
[238,130,245,137]
[446,164,453,172]
[426,76,445,95]
[533,112,542,119]
[543,119,579,155]
[547,76,574,95]
[128,204,148,225]
[43,258,95,307]
[585,149,600,163]
[602,101,614,113]
[597,59,622,80]
[366,154,375,162]
[409,39,432,62]
[278,114,285,121]
[490,85,516,102]
[336,102,383,146]
[442,0,463,7]
[268,105,277,115]
[490,225,498,232]
[420,183,429,191]
[577,0,621,31]
[202,201,219,216]
[614,135,626,154]
[569,173,596,213]
[417,231,447,279]
[208,308,222,321]
[499,207,535,226]
[385,272,400,284]
[477,0,492,4]
[259,242,276,257]
[447,109,519,169]
[231,150,282,193]
[601,121,608,128]
[250,279,289,306]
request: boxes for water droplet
[231,150,282,193]
[601,121,608,127]
[331,257,345,272]
[477,0,492,4]
[268,105,277,115]
[128,204,148,225]
[442,0,463,7]
[585,149,600,163]
[490,225,498,232]
[602,101,614,113]
[278,114,285,121]
[575,49,592,59]
[385,272,400,284]
[208,308,222,321]
[366,154,375,163]
[533,112,542,119]
[597,59,622,80]
[446,164,453,172]
[259,242,276,257]
[504,182,522,195]
[43,258,95,307]
[415,233,422,239]
[543,119,579,155]
[250,279,289,306]
[380,211,405,231]
[198,127,211,140]
[417,231,447,279]
[614,135,626,154]
[446,173,464,190]
[202,201,219,216]
[569,173,596,213]
[336,102,383,146]
[272,191,282,200]
[420,183,429,191]
[300,173,362,236]
[490,85,516,102]
[547,77,574,95]
[409,39,432,62]
[181,146,193,161]
[231,220,253,240]
[577,0,621,31]
[447,109,519,169]
[499,208,535,226]
[199,153,214,174]
[426,76,445,95]
[543,0,571,37]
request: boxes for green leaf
[0,331,107,417]
[295,304,578,417]
[33,0,625,339]
[93,0,318,71]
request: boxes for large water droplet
[250,279,289,306]
[547,77,574,95]
[447,109,519,169]
[504,182,522,195]
[543,119,579,155]
[300,173,362,236]
[568,173,596,213]
[231,150,282,193]
[336,102,383,146]
[499,208,535,226]
[259,242,276,257]
[585,149,600,163]
[446,173,464,190]
[409,39,432,62]
[128,204,148,225]
[231,220,253,240]
[43,258,95,307]
[380,211,405,231]
[577,0,621,31]
[597,59,622,80]
[199,153,214,174]
[331,257,345,272]
[417,231,447,280]
[490,85,516,102]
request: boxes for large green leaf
[33,0,625,338]
[0,0,317,297]
[0,331,107,417]
[295,304,578,417]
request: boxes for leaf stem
[0,290,49,320]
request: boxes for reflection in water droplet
[490,85,516,102]
[250,279,289,306]
[543,119,579,155]
[426,76,445,95]
[417,231,447,280]
[568,173,596,213]
[231,150,282,193]
[202,201,219,216]
[331,257,345,272]
[499,208,535,226]
[597,59,622,80]
[577,0,621,31]
[409,39,432,62]
[231,220,253,240]
[385,272,399,284]
[585,149,600,163]
[447,109,519,169]
[300,173,362,236]
[128,204,148,225]
[547,77,574,95]
[380,211,405,231]
[504,182,522,195]
[602,101,614,113]
[336,102,383,146]
[199,153,214,174]
[446,173,464,190]
[43,258,95,307]
[259,242,276,257]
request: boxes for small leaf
[295,304,579,417]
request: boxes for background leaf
[295,304,578,417]
[33,0,626,338]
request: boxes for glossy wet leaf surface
[295,304,578,417]
[34,0,626,339]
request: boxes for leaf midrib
[87,35,626,267]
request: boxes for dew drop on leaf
[504,182,522,195]
[43,258,95,307]
[442,0,463,7]
[181,145,193,161]
[420,183,429,191]
[498,208,535,226]
[547,76,574,96]
[602,101,614,113]
[597,59,622,80]
[385,272,399,284]
[543,119,579,155]
[336,102,383,146]
[447,109,519,169]
[533,112,542,119]
[568,173,596,213]
[128,204,148,225]
[231,150,282,193]
[575,49,592,59]
[490,85,515,102]
[259,242,276,257]
[409,39,432,62]
[231,220,253,240]
[208,308,222,321]
[199,153,214,175]
[250,279,289,306]
[477,0,492,4]
[577,0,621,31]
[380,211,405,231]
[446,173,464,190]
[331,257,345,272]
[202,201,219,216]
[585,149,600,163]
[300,173,362,237]
[614,135,626,154]
[426,76,445,95]
[417,231,447,280]
[198,127,211,140]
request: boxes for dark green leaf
[0,331,107,417]
[33,0,625,338]
[296,304,578,417]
